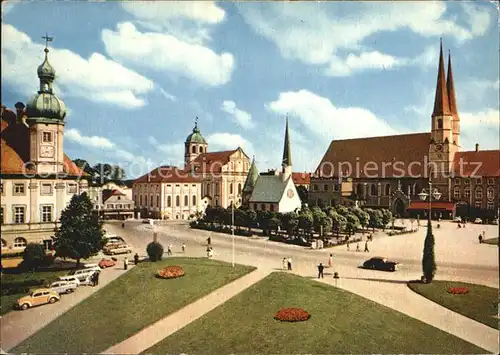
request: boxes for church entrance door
[393,198,406,218]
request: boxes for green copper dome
[185,120,207,144]
[37,49,56,81]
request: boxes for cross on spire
[42,33,53,52]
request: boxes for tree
[53,192,106,267]
[147,241,164,262]
[73,159,96,177]
[281,212,299,237]
[336,205,349,217]
[352,208,370,233]
[422,222,437,283]
[267,217,281,235]
[234,208,247,231]
[366,208,383,231]
[296,185,309,204]
[381,209,393,230]
[22,243,46,271]
[298,209,314,239]
[311,207,329,237]
[329,210,346,237]
[345,213,360,237]
[92,163,126,184]
[245,209,257,234]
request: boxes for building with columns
[311,40,499,220]
[1,43,87,253]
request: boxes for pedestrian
[478,234,483,244]
[121,222,125,228]
[94,271,100,286]
[356,243,360,252]
[328,254,333,268]
[182,243,186,253]
[346,241,350,251]
[206,247,211,258]
[208,247,214,259]
[282,257,287,270]
[207,236,211,246]
[167,244,173,256]
[482,230,486,238]
[364,241,369,252]
[90,272,97,286]
[287,257,292,271]
[124,257,128,270]
[317,263,324,279]
[134,253,139,265]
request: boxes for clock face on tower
[287,188,294,198]
[435,144,443,152]
[40,145,54,158]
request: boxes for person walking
[282,257,287,270]
[134,253,139,265]
[356,243,360,252]
[317,263,324,279]
[346,241,350,251]
[94,271,100,286]
[124,257,128,270]
[167,244,173,256]
[364,241,369,252]
[208,247,214,259]
[287,257,292,271]
[328,254,333,268]
[207,236,211,246]
[478,234,483,244]
[182,243,186,253]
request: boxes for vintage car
[362,257,399,272]
[98,258,117,269]
[16,288,60,310]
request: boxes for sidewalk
[102,268,271,355]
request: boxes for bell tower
[26,34,67,175]
[184,117,208,168]
[281,116,293,182]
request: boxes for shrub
[274,308,311,322]
[146,242,164,262]
[157,265,185,279]
[22,243,46,271]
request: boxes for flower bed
[157,265,185,279]
[274,307,310,322]
[447,287,469,294]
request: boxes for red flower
[447,287,469,294]
[157,265,185,279]
[274,308,311,322]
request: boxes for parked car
[16,288,60,310]
[98,258,117,269]
[142,218,151,224]
[56,275,81,287]
[105,235,125,245]
[453,217,462,223]
[104,244,133,255]
[63,267,100,282]
[474,218,483,224]
[491,219,498,225]
[48,281,77,294]
[362,257,399,272]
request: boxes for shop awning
[407,201,455,211]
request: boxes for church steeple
[243,156,259,194]
[432,39,451,117]
[447,50,460,147]
[281,116,292,181]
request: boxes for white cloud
[460,109,500,151]
[238,2,491,75]
[461,109,500,127]
[65,128,115,149]
[2,24,154,109]
[206,133,255,157]
[220,100,255,129]
[268,89,398,141]
[102,22,234,86]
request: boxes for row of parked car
[103,235,133,255]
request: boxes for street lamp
[418,182,442,224]
[231,195,241,267]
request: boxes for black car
[363,257,399,272]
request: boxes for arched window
[216,183,220,193]
[370,184,377,196]
[437,119,443,129]
[167,196,172,207]
[385,184,391,196]
[238,183,242,194]
[192,195,197,205]
[144,195,148,206]
[487,187,494,199]
[14,237,27,248]
[453,187,461,199]
[356,184,363,196]
[215,198,219,206]
[184,195,188,206]
[176,196,180,207]
[192,146,196,153]
[229,183,233,194]
[475,187,483,200]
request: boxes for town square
[1,1,499,354]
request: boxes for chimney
[475,143,479,152]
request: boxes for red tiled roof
[315,133,431,178]
[453,150,500,177]
[407,201,455,211]
[186,150,237,173]
[292,172,310,185]
[134,166,202,184]
[1,107,85,177]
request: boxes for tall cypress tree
[422,221,437,282]
[53,192,105,267]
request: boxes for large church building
[310,41,499,220]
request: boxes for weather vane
[42,33,53,50]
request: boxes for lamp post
[231,195,241,268]
[418,181,442,225]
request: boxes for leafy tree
[336,205,349,217]
[267,217,281,234]
[53,192,106,267]
[296,185,309,204]
[344,213,360,237]
[245,209,257,234]
[312,207,329,237]
[204,206,217,226]
[366,208,384,231]
[22,243,46,271]
[281,212,299,237]
[234,208,247,230]
[422,222,437,283]
[257,211,273,235]
[298,209,314,238]
[352,208,370,232]
[147,241,164,262]
[381,209,393,229]
[92,163,126,184]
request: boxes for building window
[437,119,443,129]
[139,195,143,205]
[261,203,266,211]
[116,204,122,209]
[40,183,53,195]
[184,195,188,206]
[157,194,160,207]
[0,206,3,224]
[475,201,482,209]
[14,237,27,248]
[167,196,172,207]
[207,184,211,196]
[41,205,52,222]
[270,204,275,212]
[215,183,220,193]
[253,203,257,210]
[487,188,494,199]
[176,196,180,207]
[150,195,153,207]
[238,183,242,194]
[230,183,233,194]
[454,179,461,186]
[476,177,483,185]
[324,184,328,191]
[13,206,25,224]
[487,202,495,210]
[385,184,391,196]
[475,188,483,200]
[464,179,470,185]
[453,187,460,200]
[0,182,4,195]
[215,198,219,206]
[42,131,52,142]
[464,188,470,199]
[192,146,196,153]
[487,178,495,185]
[313,184,318,191]
[192,195,196,206]
[108,204,114,209]
[13,183,26,195]
[144,195,148,206]
[1,239,6,247]
[370,184,377,196]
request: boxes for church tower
[184,117,208,168]
[26,35,67,175]
[281,117,292,182]
[447,51,460,148]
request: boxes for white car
[57,275,80,287]
[63,268,100,283]
[104,244,132,255]
[491,219,498,225]
[453,217,462,223]
[474,218,483,224]
[49,281,77,294]
[105,235,125,244]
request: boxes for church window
[475,188,483,200]
[385,184,391,196]
[230,183,233,194]
[453,187,460,200]
[215,198,219,206]
[176,196,180,207]
[464,179,470,185]
[437,119,443,129]
[238,183,242,194]
[487,188,494,199]
[216,183,220,193]
[487,178,494,185]
[464,188,470,199]
[324,184,328,191]
[167,196,172,207]
[157,194,160,207]
[370,184,377,196]
[475,201,482,209]
[42,132,52,143]
[150,195,153,207]
[192,146,196,154]
[487,202,494,210]
[199,146,203,153]
[139,195,143,205]
[184,195,188,206]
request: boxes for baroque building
[1,41,87,253]
[311,40,499,220]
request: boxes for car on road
[142,218,152,224]
[474,218,483,224]
[16,288,60,310]
[362,257,399,272]
[61,267,100,283]
[453,217,462,223]
[98,258,116,269]
[48,281,77,294]
[105,235,126,244]
[491,218,498,225]
[56,275,80,287]
[104,244,133,255]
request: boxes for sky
[2,0,499,179]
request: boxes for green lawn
[483,237,498,245]
[1,269,68,315]
[12,258,255,354]
[144,272,486,354]
[408,280,499,329]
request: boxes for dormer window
[42,132,52,143]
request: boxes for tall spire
[282,116,292,168]
[446,50,458,116]
[432,38,451,117]
[243,156,259,193]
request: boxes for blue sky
[2,1,499,178]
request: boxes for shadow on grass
[342,276,409,284]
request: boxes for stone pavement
[102,268,271,355]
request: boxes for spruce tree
[53,192,105,267]
[422,221,437,282]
